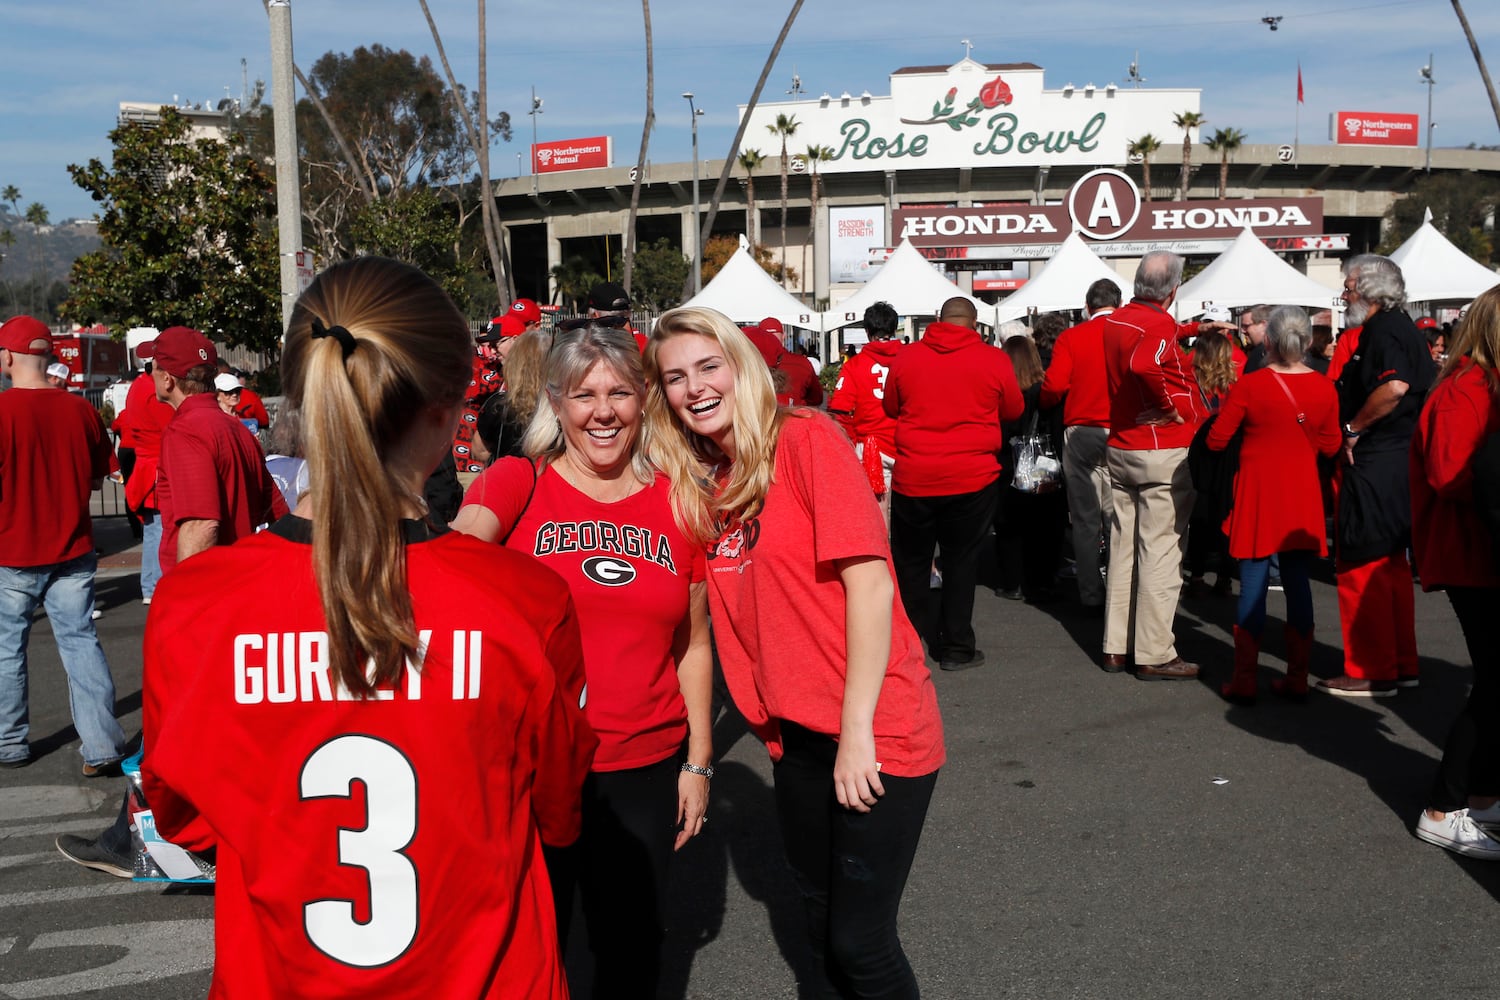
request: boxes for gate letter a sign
[1087,182,1122,231]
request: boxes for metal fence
[91,477,130,519]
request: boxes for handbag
[1010,408,1062,493]
[860,436,887,495]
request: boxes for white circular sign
[1276,145,1295,163]
[790,156,808,173]
[628,166,640,181]
[1127,152,1144,164]
[1067,168,1143,241]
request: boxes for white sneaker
[90,609,102,620]
[1415,809,1500,859]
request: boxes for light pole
[682,92,705,295]
[529,87,543,196]
[1420,55,1435,173]
[267,0,303,334]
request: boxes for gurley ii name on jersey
[233,630,486,704]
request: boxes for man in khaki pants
[1099,252,1205,679]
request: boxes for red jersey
[1410,357,1500,589]
[1039,311,1112,427]
[780,352,824,407]
[455,356,503,473]
[0,387,112,568]
[1326,325,1362,383]
[883,321,1024,496]
[1102,299,1204,451]
[141,521,594,999]
[156,394,286,575]
[462,461,706,771]
[1207,369,1341,559]
[705,412,945,777]
[122,373,176,511]
[828,339,900,456]
[233,387,271,430]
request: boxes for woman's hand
[833,729,885,813]
[675,769,709,850]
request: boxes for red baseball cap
[0,316,54,356]
[137,326,218,378]
[758,317,786,340]
[1415,317,1439,330]
[510,298,542,325]
[744,325,785,369]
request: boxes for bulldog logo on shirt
[710,518,761,561]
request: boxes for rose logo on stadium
[582,556,636,587]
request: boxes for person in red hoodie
[759,317,823,406]
[884,296,1023,671]
[1409,283,1500,858]
[829,301,901,524]
[1100,251,1205,680]
[1040,278,1121,613]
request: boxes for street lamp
[682,92,705,295]
[1420,55,1435,173]
[529,87,544,195]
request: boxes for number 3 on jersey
[300,735,419,968]
[871,362,890,400]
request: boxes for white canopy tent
[1388,209,1500,303]
[682,236,821,330]
[1174,228,1341,318]
[993,232,1130,323]
[825,239,990,328]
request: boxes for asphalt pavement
[3,519,1498,999]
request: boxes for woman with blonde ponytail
[140,257,595,999]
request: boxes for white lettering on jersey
[234,629,436,704]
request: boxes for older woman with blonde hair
[645,305,944,999]
[453,325,712,996]
[1410,286,1500,858]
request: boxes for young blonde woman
[139,258,594,998]
[644,305,944,1000]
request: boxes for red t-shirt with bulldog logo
[461,459,706,771]
[704,411,945,777]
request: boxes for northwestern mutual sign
[741,58,1199,174]
[893,169,1325,249]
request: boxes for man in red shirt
[1040,278,1121,614]
[884,297,1024,670]
[829,301,901,522]
[139,327,287,574]
[1100,252,1205,680]
[121,352,175,602]
[0,316,130,772]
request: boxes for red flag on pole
[1297,64,1305,104]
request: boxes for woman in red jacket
[1409,285,1500,859]
[1208,306,1342,703]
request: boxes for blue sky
[2,0,1497,222]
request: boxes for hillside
[0,208,102,286]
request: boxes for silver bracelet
[680,762,715,779]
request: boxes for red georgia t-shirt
[461,460,706,771]
[705,411,945,777]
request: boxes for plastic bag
[123,752,216,883]
[1011,433,1062,493]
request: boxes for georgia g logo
[582,556,637,587]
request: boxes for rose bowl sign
[533,136,612,173]
[892,168,1323,252]
[1330,111,1420,147]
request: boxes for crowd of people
[1,244,1497,996]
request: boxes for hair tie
[310,317,358,359]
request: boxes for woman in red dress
[1208,305,1342,702]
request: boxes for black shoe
[940,650,986,672]
[994,587,1024,601]
[56,834,132,879]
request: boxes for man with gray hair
[1099,252,1205,679]
[1320,254,1435,696]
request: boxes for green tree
[624,237,688,311]
[737,148,766,245]
[766,113,800,288]
[348,188,463,297]
[1380,171,1500,265]
[1173,110,1205,201]
[1127,134,1163,202]
[64,107,280,351]
[1,185,18,219]
[801,144,834,294]
[1204,127,1246,200]
[550,256,604,312]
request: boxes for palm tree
[1204,127,1247,199]
[622,0,654,298]
[680,0,806,301]
[1452,1,1500,136]
[801,144,833,297]
[766,113,800,288]
[737,148,765,245]
[1127,134,1162,202]
[1,185,18,221]
[1173,110,1205,201]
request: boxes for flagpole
[1295,62,1302,168]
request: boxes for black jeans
[549,754,680,1000]
[891,480,999,662]
[1428,586,1500,812]
[773,722,937,1000]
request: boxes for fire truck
[50,325,130,392]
